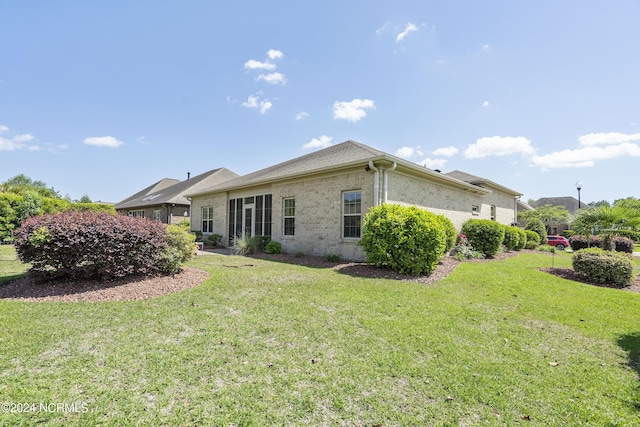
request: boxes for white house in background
[187,140,522,261]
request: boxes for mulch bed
[2,249,637,302]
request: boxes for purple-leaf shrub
[14,211,168,280]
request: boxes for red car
[547,235,570,250]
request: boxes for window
[471,205,479,216]
[129,210,145,218]
[343,191,362,238]
[228,194,272,245]
[283,198,295,236]
[202,206,214,233]
[490,205,496,221]
[152,210,161,221]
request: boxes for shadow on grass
[617,332,640,410]
[0,272,28,285]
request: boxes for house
[530,196,590,214]
[115,168,238,224]
[529,196,591,234]
[187,140,522,261]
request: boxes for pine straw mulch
[1,250,637,303]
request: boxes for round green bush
[461,219,505,257]
[159,224,196,275]
[524,218,547,244]
[360,204,447,275]
[502,225,520,251]
[436,214,457,253]
[264,241,282,254]
[572,247,634,288]
[524,230,541,249]
[514,227,527,250]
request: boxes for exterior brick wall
[270,168,373,260]
[189,165,518,262]
[387,171,517,230]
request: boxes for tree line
[0,174,114,242]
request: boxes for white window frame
[283,198,295,236]
[202,206,214,233]
[342,191,362,239]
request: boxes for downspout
[368,160,380,206]
[382,162,397,204]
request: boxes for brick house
[188,140,522,260]
[115,168,238,224]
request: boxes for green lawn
[1,245,640,426]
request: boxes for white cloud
[464,136,535,159]
[136,136,150,144]
[333,98,375,122]
[482,44,491,51]
[419,157,447,170]
[578,132,640,146]
[0,126,36,151]
[482,101,490,107]
[260,100,272,114]
[396,23,418,42]
[242,95,272,114]
[242,95,259,108]
[257,72,287,85]
[295,112,309,120]
[531,142,640,169]
[244,59,276,71]
[267,49,283,60]
[376,21,391,36]
[303,135,333,150]
[83,136,124,148]
[432,146,459,157]
[396,146,417,158]
[395,146,424,159]
[244,49,283,71]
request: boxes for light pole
[575,181,583,209]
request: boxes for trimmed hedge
[360,204,447,275]
[524,219,547,244]
[461,219,505,257]
[569,234,635,253]
[14,211,192,280]
[436,214,457,253]
[524,230,541,249]
[502,226,520,251]
[572,247,634,288]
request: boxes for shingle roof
[445,170,522,196]
[187,141,388,195]
[115,168,238,210]
[531,197,589,213]
[188,140,498,197]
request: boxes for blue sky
[2,1,639,204]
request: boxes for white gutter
[382,162,397,204]
[368,160,380,206]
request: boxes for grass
[1,245,640,425]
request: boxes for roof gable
[192,140,386,194]
[445,170,522,197]
[115,168,238,210]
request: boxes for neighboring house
[115,168,238,224]
[188,140,522,261]
[531,196,590,214]
[529,196,591,234]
